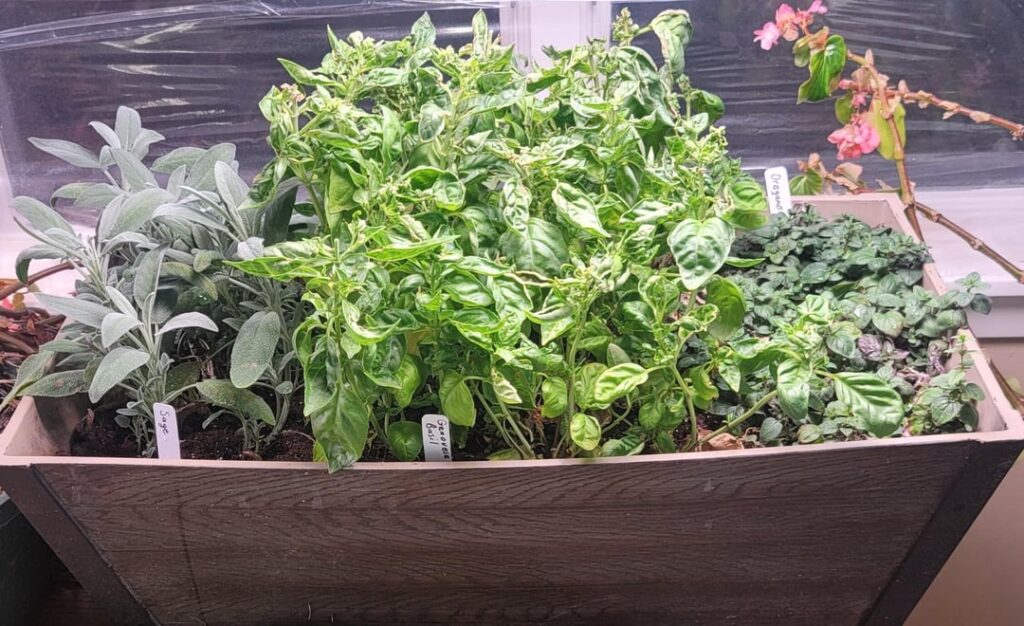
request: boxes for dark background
[2,0,1022,210]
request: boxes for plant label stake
[421,414,453,462]
[764,166,792,214]
[153,403,181,459]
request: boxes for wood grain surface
[30,439,981,625]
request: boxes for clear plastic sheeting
[0,0,499,207]
[1,0,1022,215]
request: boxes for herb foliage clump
[235,10,963,471]
[725,208,989,445]
[7,108,305,455]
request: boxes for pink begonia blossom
[807,0,828,15]
[754,22,782,50]
[755,3,827,50]
[828,116,881,160]
[775,4,800,40]
[851,92,868,108]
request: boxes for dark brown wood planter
[0,492,62,626]
[0,195,1020,626]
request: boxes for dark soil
[67,411,136,458]
[69,406,316,462]
[262,430,316,462]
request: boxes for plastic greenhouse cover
[1,0,1022,224]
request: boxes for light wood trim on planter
[0,195,1019,626]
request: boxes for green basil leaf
[551,182,609,238]
[388,421,424,461]
[502,218,569,277]
[491,369,523,405]
[705,276,746,340]
[394,357,422,409]
[443,272,494,307]
[832,372,904,438]
[775,358,810,421]
[650,9,693,81]
[593,363,648,405]
[569,413,602,451]
[440,374,476,427]
[541,377,568,418]
[312,385,371,472]
[668,217,735,291]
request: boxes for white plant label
[153,402,181,460]
[764,166,793,214]
[421,414,453,462]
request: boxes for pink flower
[0,298,11,310]
[754,21,782,50]
[775,3,796,26]
[828,116,881,160]
[851,92,868,108]
[774,4,801,40]
[807,0,828,15]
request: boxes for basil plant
[227,9,912,471]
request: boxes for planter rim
[0,393,1021,472]
[1,193,1020,473]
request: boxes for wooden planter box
[0,194,1021,626]
[0,493,61,626]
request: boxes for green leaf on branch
[650,10,693,81]
[551,182,609,238]
[541,377,568,418]
[668,217,735,290]
[440,374,476,427]
[230,311,281,388]
[394,357,422,409]
[790,172,823,195]
[501,218,569,277]
[775,357,810,421]
[89,347,150,403]
[867,100,907,161]
[831,372,904,438]
[312,386,371,472]
[593,363,648,405]
[797,35,847,103]
[197,379,277,426]
[689,89,724,123]
[36,294,115,329]
[22,370,89,398]
[569,413,602,451]
[388,421,424,461]
[793,36,812,68]
[835,92,854,124]
[705,276,746,340]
